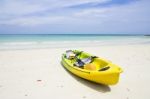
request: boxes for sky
[0,0,150,34]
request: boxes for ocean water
[0,34,149,50]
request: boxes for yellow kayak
[61,50,123,85]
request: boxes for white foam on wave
[0,37,149,50]
[1,42,38,45]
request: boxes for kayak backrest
[65,50,76,59]
[73,59,84,68]
[80,57,92,64]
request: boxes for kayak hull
[61,50,123,85]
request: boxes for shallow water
[0,34,149,50]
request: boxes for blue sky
[0,0,150,34]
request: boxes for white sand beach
[0,44,150,99]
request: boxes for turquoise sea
[0,34,149,50]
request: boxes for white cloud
[0,0,150,34]
[0,0,109,16]
[0,16,64,26]
[0,0,111,26]
[73,8,110,18]
[0,1,49,16]
[71,0,150,21]
[61,0,110,6]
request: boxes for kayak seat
[73,59,84,68]
[73,57,95,68]
[65,50,83,60]
[65,50,76,60]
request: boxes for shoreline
[0,39,150,50]
[0,43,149,51]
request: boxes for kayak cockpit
[63,50,111,71]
